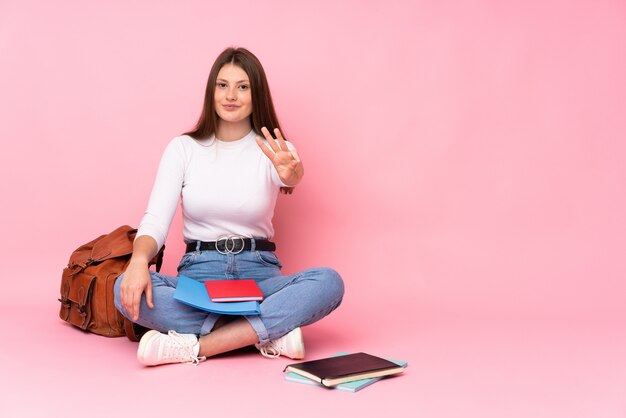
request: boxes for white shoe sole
[136,330,161,365]
[286,327,305,359]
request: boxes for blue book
[174,275,261,315]
[284,352,408,392]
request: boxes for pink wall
[1,0,625,326]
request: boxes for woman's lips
[223,105,239,111]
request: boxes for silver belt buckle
[216,236,245,255]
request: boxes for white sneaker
[256,327,305,359]
[137,330,206,366]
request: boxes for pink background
[1,0,625,416]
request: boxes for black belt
[185,238,276,254]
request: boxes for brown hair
[184,47,293,193]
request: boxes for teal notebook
[174,275,261,315]
[284,352,408,392]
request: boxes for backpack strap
[154,245,165,273]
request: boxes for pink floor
[1,295,623,417]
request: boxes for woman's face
[214,63,253,126]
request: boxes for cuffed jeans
[113,249,344,346]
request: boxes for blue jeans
[113,249,344,345]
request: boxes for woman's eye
[239,85,249,90]
[217,82,227,88]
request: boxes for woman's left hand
[256,127,304,187]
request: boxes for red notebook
[204,279,264,302]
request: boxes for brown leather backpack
[58,225,164,341]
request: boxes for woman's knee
[313,266,345,299]
[113,273,124,311]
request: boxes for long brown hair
[184,47,293,193]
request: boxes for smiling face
[213,63,253,137]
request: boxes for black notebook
[283,352,407,387]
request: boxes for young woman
[114,47,344,366]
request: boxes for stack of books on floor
[173,275,264,315]
[283,352,408,392]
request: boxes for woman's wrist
[129,257,150,267]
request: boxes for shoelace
[166,330,206,365]
[259,342,281,359]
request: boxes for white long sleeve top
[136,130,291,249]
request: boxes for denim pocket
[177,252,197,272]
[255,251,283,268]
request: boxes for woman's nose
[227,87,237,101]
